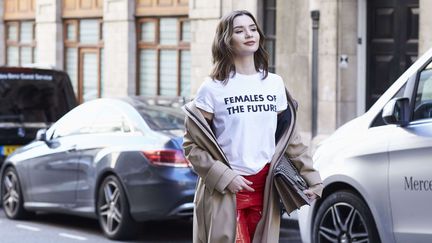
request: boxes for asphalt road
[0,208,301,242]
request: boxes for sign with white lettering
[0,73,53,81]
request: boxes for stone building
[1,0,431,140]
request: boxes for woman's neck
[234,55,257,75]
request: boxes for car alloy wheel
[97,175,137,240]
[2,167,31,219]
[312,190,380,243]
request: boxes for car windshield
[0,68,77,124]
[136,106,185,131]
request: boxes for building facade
[275,0,432,140]
[0,0,191,104]
[1,0,432,140]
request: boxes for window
[5,21,36,66]
[263,0,276,72]
[413,62,432,121]
[137,17,191,97]
[64,19,104,103]
[137,106,184,131]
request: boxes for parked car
[0,67,77,167]
[1,97,197,240]
[298,47,432,243]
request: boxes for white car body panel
[299,48,432,243]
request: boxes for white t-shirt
[194,71,288,175]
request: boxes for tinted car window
[137,106,184,131]
[413,63,432,120]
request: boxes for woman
[182,10,323,243]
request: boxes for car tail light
[142,150,191,167]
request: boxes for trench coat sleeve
[183,118,238,194]
[285,126,324,197]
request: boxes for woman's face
[231,15,260,57]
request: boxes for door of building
[366,0,419,109]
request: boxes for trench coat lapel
[182,102,230,166]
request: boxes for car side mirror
[382,97,410,126]
[36,128,47,141]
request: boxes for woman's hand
[227,176,254,193]
[303,189,318,201]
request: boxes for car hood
[313,115,367,164]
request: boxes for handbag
[273,155,310,214]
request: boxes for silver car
[299,47,432,243]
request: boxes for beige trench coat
[182,91,323,243]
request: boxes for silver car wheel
[318,202,369,243]
[313,191,380,243]
[3,170,20,216]
[1,167,31,219]
[97,175,137,240]
[99,180,123,234]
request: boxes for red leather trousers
[235,164,270,243]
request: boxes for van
[0,67,77,166]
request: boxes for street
[0,208,302,243]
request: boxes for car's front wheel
[97,175,137,240]
[2,167,32,219]
[312,190,380,243]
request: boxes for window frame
[136,17,190,96]
[63,18,104,103]
[411,60,432,122]
[5,21,36,66]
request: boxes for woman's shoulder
[196,77,223,95]
[264,72,285,87]
[201,76,223,86]
[265,71,283,81]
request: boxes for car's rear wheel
[312,190,380,243]
[97,175,137,240]
[2,167,32,219]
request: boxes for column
[103,0,136,97]
[35,0,62,69]
[276,0,312,134]
[317,0,338,135]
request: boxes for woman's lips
[244,41,256,46]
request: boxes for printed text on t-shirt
[224,94,277,115]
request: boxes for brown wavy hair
[210,10,269,83]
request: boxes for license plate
[1,145,20,156]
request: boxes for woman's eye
[235,31,243,34]
[251,28,257,32]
